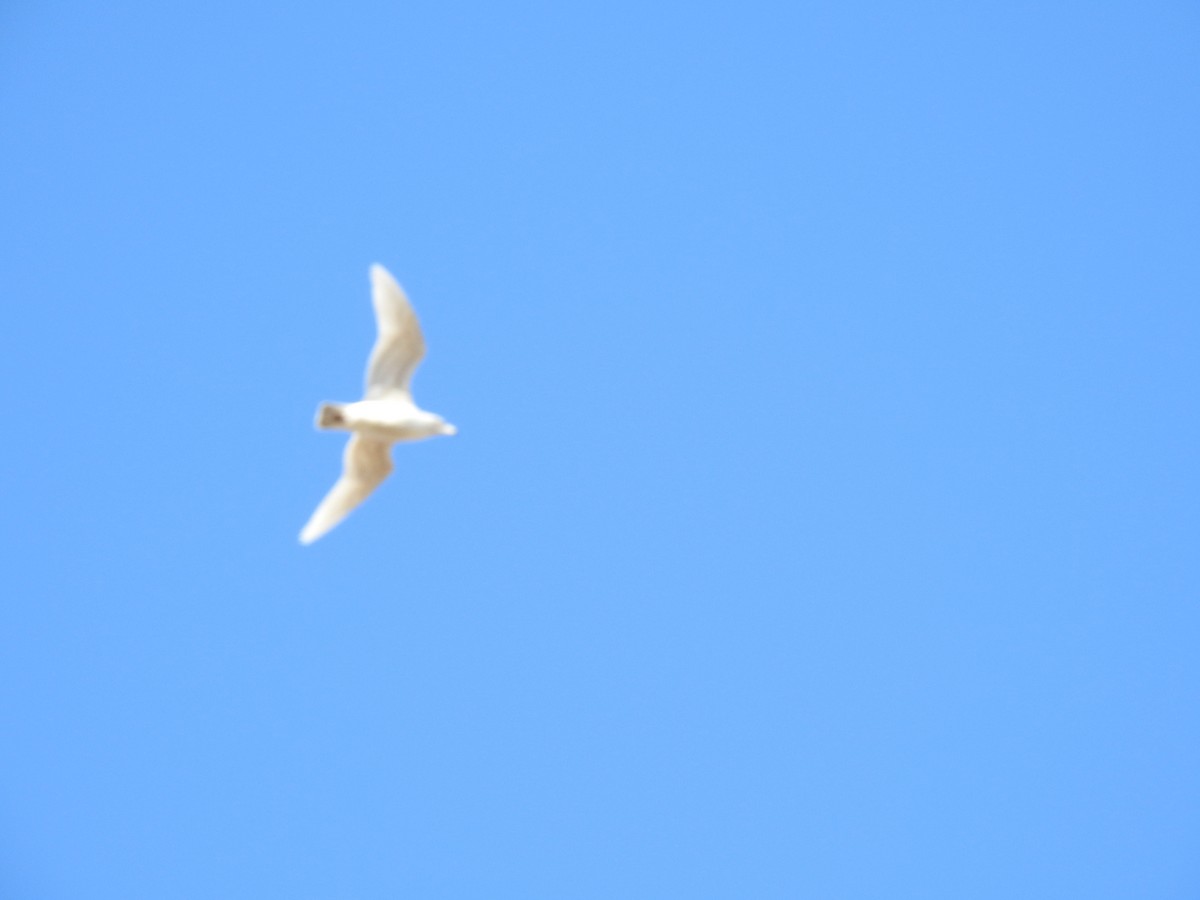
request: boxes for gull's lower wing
[365,264,427,399]
[299,434,394,544]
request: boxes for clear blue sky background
[2,2,1198,897]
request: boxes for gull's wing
[364,264,427,399]
[299,434,394,544]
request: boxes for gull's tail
[316,403,346,430]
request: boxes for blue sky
[2,1,1198,897]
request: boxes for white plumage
[300,265,456,544]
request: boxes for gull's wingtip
[370,263,408,298]
[298,521,324,545]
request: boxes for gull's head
[439,420,458,437]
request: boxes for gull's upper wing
[299,434,394,544]
[364,264,427,399]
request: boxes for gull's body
[299,264,455,544]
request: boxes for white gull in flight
[300,264,456,544]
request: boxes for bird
[299,264,456,544]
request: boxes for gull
[299,264,456,544]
